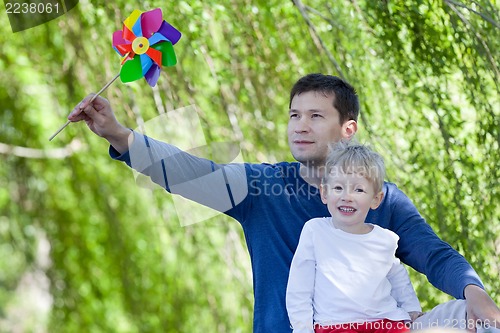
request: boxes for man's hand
[68,94,131,153]
[464,284,500,332]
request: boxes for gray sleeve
[128,131,249,214]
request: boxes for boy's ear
[320,184,328,204]
[370,191,384,210]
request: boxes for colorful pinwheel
[112,8,182,87]
[49,8,181,141]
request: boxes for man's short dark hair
[289,73,359,124]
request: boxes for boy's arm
[387,260,421,314]
[286,224,316,333]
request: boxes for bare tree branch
[291,0,346,80]
[0,139,84,159]
[303,5,343,30]
[446,0,500,79]
[444,0,500,29]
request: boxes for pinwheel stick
[48,73,121,141]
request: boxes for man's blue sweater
[111,133,483,333]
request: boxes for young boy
[286,142,422,333]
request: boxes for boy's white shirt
[286,217,421,333]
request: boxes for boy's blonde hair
[322,141,385,193]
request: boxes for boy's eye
[311,114,323,118]
[333,186,343,191]
[355,188,366,193]
[289,113,298,119]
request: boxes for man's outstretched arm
[68,94,250,216]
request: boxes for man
[68,74,499,332]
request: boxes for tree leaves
[0,0,498,331]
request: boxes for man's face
[288,91,346,166]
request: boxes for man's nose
[294,118,311,133]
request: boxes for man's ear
[342,120,358,140]
[320,184,328,204]
[370,191,384,210]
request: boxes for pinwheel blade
[145,47,162,67]
[140,54,153,75]
[148,31,168,46]
[144,64,161,87]
[152,41,177,67]
[141,8,163,38]
[113,43,132,57]
[124,9,142,32]
[122,24,136,43]
[120,56,144,83]
[157,21,182,45]
[113,30,129,47]
[131,15,143,37]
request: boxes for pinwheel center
[132,37,150,55]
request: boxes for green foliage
[0,0,498,332]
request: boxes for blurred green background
[0,0,498,332]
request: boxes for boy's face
[288,91,356,166]
[320,171,383,231]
